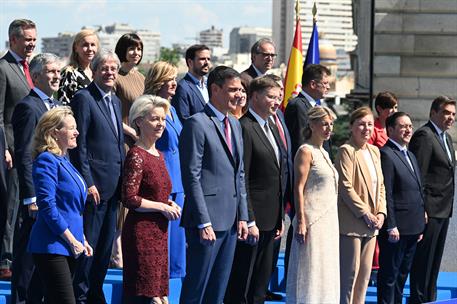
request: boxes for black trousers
[409,217,449,304]
[225,230,276,304]
[34,253,78,304]
[377,233,419,304]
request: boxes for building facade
[228,26,272,54]
[199,26,223,48]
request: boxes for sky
[0,0,272,51]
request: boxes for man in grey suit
[179,66,248,304]
[0,18,36,280]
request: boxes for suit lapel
[28,90,48,114]
[59,157,86,204]
[185,74,206,108]
[251,116,279,168]
[355,148,376,207]
[166,108,182,136]
[206,107,235,166]
[5,52,30,90]
[90,84,119,139]
[428,122,453,166]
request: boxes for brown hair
[303,106,336,140]
[350,106,373,125]
[144,61,178,96]
[374,91,398,114]
[429,96,456,117]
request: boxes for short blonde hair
[350,106,373,125]
[32,107,74,158]
[69,29,99,68]
[144,61,178,96]
[129,95,170,135]
[304,106,336,140]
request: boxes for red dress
[121,146,172,297]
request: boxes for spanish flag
[282,4,303,109]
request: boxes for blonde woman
[336,106,387,304]
[58,29,99,104]
[144,61,186,279]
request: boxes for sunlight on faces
[11,28,36,59]
[237,87,247,108]
[310,73,330,100]
[54,115,79,153]
[256,87,281,118]
[351,114,374,146]
[389,115,413,146]
[76,35,98,66]
[136,107,167,141]
[253,42,276,74]
[378,105,398,121]
[310,115,334,141]
[33,62,61,96]
[189,49,211,77]
[93,58,118,91]
[431,104,456,131]
[158,73,178,100]
[212,77,243,114]
[126,45,142,65]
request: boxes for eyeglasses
[312,80,330,88]
[257,52,277,58]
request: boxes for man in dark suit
[0,19,36,280]
[240,38,276,92]
[179,66,248,304]
[0,127,8,256]
[69,50,125,304]
[11,53,60,304]
[409,96,456,304]
[377,112,426,304]
[171,44,211,121]
[225,75,286,304]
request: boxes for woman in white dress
[286,106,339,304]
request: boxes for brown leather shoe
[0,268,12,280]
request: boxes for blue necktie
[104,96,118,136]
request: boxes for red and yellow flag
[283,4,303,109]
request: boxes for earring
[54,138,58,141]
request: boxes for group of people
[0,17,455,304]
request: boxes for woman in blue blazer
[28,107,92,304]
[145,61,186,278]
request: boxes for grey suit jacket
[0,51,32,150]
[179,104,248,231]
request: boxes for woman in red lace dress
[122,95,182,304]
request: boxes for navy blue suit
[377,140,425,304]
[179,104,248,304]
[11,90,54,304]
[171,73,207,121]
[69,82,124,304]
[156,106,186,278]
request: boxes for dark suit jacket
[179,104,248,231]
[275,111,293,208]
[284,92,313,158]
[12,90,53,200]
[0,127,6,199]
[171,73,207,121]
[0,51,32,150]
[380,140,425,235]
[240,111,285,231]
[69,82,124,201]
[240,65,258,91]
[28,152,87,256]
[409,121,456,218]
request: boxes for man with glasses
[240,38,277,90]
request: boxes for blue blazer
[12,90,59,200]
[179,104,248,231]
[171,73,206,121]
[380,140,425,235]
[156,106,183,194]
[28,152,87,256]
[69,82,124,201]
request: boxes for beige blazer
[335,139,387,237]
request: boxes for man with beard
[172,44,211,121]
[11,53,61,304]
[0,18,36,282]
[240,38,277,90]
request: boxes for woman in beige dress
[335,106,387,304]
[286,106,339,304]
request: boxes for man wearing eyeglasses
[240,38,277,90]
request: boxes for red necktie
[224,117,232,154]
[20,60,34,88]
[274,114,287,151]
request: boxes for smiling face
[252,87,281,120]
[55,115,79,154]
[188,49,211,77]
[10,27,37,59]
[157,73,178,100]
[431,103,456,131]
[211,77,243,114]
[252,42,276,74]
[136,106,167,142]
[75,34,98,66]
[125,44,142,65]
[33,61,61,96]
[93,58,118,91]
[388,115,413,147]
[351,114,374,147]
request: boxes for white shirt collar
[300,90,317,107]
[430,120,445,136]
[94,83,112,99]
[207,102,227,122]
[249,108,268,127]
[252,65,264,77]
[32,87,52,100]
[388,138,407,151]
[8,49,25,63]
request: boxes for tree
[159,47,181,65]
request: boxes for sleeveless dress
[121,146,172,297]
[286,144,340,304]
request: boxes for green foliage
[159,47,181,66]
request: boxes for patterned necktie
[20,60,34,88]
[273,114,287,150]
[223,116,232,154]
[47,98,57,109]
[402,149,414,171]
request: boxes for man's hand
[199,226,216,246]
[246,225,259,246]
[88,186,100,205]
[237,221,248,241]
[28,203,38,219]
[274,221,285,240]
[388,227,400,243]
[375,213,385,230]
[5,150,12,170]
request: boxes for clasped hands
[363,212,384,230]
[70,238,93,259]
